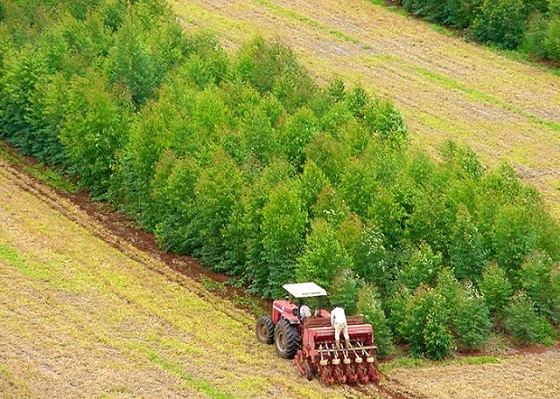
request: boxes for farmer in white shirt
[331,303,350,349]
[299,302,312,320]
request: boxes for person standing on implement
[331,303,350,349]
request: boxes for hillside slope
[170,0,560,216]
[2,151,560,398]
[0,155,378,398]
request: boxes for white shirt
[331,307,347,326]
[299,305,311,318]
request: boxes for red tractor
[255,282,381,385]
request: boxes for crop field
[170,0,560,218]
[2,0,560,398]
[0,152,381,399]
[1,152,559,398]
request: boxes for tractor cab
[271,282,329,326]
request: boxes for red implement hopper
[295,315,380,385]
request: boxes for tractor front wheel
[255,315,275,344]
[275,319,300,359]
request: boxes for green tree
[454,284,492,351]
[504,291,556,345]
[60,71,131,197]
[398,242,443,291]
[337,214,388,290]
[279,107,318,169]
[479,263,513,321]
[0,47,48,142]
[519,253,560,323]
[304,133,347,184]
[311,185,350,229]
[236,160,295,296]
[330,268,363,314]
[339,157,378,219]
[491,204,537,280]
[261,179,308,298]
[299,159,329,210]
[544,16,560,62]
[106,16,157,108]
[25,73,69,164]
[188,149,244,266]
[400,286,452,359]
[356,284,394,357]
[471,0,529,50]
[150,151,199,254]
[449,206,487,281]
[296,218,353,291]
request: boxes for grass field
[2,147,560,398]
[2,1,560,397]
[0,154,384,398]
[169,0,560,218]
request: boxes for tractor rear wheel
[274,319,300,359]
[255,315,275,344]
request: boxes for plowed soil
[170,0,560,217]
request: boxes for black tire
[255,315,275,344]
[275,319,300,359]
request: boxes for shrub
[356,284,394,357]
[479,263,513,320]
[471,0,529,50]
[503,291,555,345]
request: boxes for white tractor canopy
[282,282,327,298]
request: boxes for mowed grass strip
[386,352,560,399]
[0,160,371,398]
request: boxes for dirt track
[171,0,560,217]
